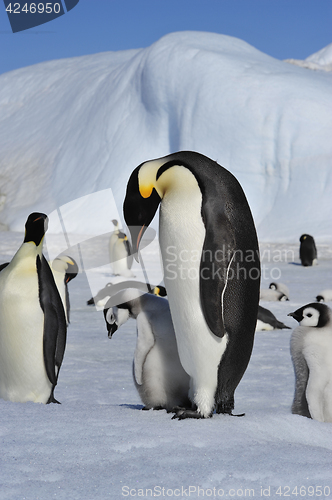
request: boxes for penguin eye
[306,313,312,318]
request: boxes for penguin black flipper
[37,255,67,393]
[199,213,235,338]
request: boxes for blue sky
[0,0,331,75]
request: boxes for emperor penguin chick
[123,151,260,419]
[288,303,332,422]
[0,213,67,404]
[104,289,191,411]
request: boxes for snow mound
[285,42,332,72]
[0,31,331,241]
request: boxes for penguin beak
[288,311,301,322]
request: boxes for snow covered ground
[0,231,331,500]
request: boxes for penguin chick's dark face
[104,307,119,338]
[288,302,331,328]
[123,164,162,254]
[24,212,48,246]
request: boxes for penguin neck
[12,240,44,270]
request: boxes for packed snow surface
[0,31,331,241]
[0,232,332,500]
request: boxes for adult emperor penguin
[87,280,166,307]
[0,213,67,404]
[104,289,190,411]
[288,303,332,422]
[256,305,291,331]
[50,255,78,324]
[123,151,260,419]
[109,220,134,277]
[299,234,317,267]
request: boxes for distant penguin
[0,213,67,404]
[109,220,134,276]
[50,255,78,324]
[269,282,290,299]
[104,289,190,411]
[260,289,288,301]
[299,234,317,266]
[316,289,332,303]
[87,280,166,307]
[123,151,260,419]
[288,303,332,422]
[256,305,291,331]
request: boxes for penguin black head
[316,295,324,303]
[269,283,277,290]
[123,165,162,255]
[300,234,314,243]
[153,285,167,297]
[24,212,48,246]
[288,302,331,328]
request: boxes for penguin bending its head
[288,303,332,422]
[123,151,260,419]
[104,289,190,411]
[299,234,317,267]
[0,213,67,404]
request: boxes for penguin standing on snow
[104,288,190,411]
[288,303,332,422]
[0,213,67,404]
[109,220,134,276]
[123,151,260,419]
[50,255,78,324]
[299,234,317,266]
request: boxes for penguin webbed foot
[171,408,210,420]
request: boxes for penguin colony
[0,151,329,425]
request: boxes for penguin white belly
[159,188,227,417]
[0,266,51,403]
[303,329,332,422]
